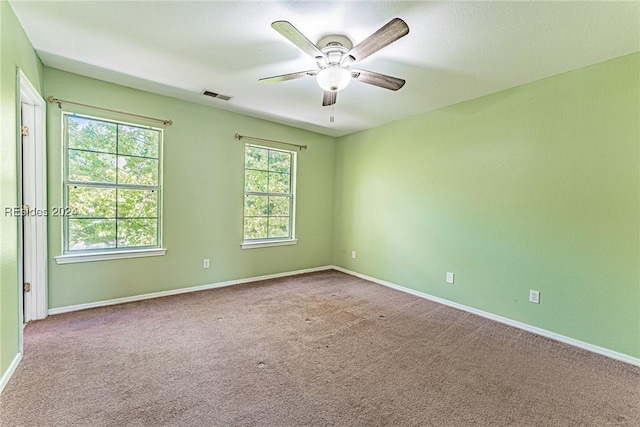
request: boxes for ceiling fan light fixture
[316,66,351,92]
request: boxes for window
[243,144,296,247]
[62,113,162,254]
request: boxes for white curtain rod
[235,133,307,150]
[48,96,173,126]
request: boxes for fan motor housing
[317,35,353,51]
[317,35,352,66]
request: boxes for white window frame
[55,113,166,264]
[241,143,297,249]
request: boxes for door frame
[18,69,47,331]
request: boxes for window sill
[55,248,167,264]
[241,239,298,250]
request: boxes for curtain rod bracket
[48,96,62,109]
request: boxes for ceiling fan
[259,18,410,111]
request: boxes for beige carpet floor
[1,270,639,426]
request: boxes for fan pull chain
[330,105,335,123]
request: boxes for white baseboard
[0,352,22,394]
[48,265,333,316]
[332,266,640,367]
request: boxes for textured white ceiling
[10,1,640,137]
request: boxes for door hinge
[23,283,31,293]
[21,125,29,137]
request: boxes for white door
[21,102,37,322]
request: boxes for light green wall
[333,53,640,358]
[0,1,44,378]
[45,68,336,308]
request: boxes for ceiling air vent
[202,90,232,101]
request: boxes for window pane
[68,219,116,250]
[245,169,268,193]
[69,186,116,218]
[244,195,268,216]
[65,114,162,253]
[269,150,290,173]
[244,217,268,240]
[118,125,159,158]
[118,156,159,186]
[243,144,295,243]
[68,116,117,153]
[117,219,158,247]
[69,150,116,183]
[118,189,157,218]
[269,196,289,216]
[269,172,290,194]
[245,146,268,171]
[268,217,289,239]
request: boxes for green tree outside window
[63,114,162,252]
[243,144,295,241]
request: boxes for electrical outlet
[529,290,540,304]
[446,272,454,284]
[351,251,356,259]
[203,259,210,269]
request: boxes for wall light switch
[446,272,455,284]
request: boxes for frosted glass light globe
[316,66,352,92]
